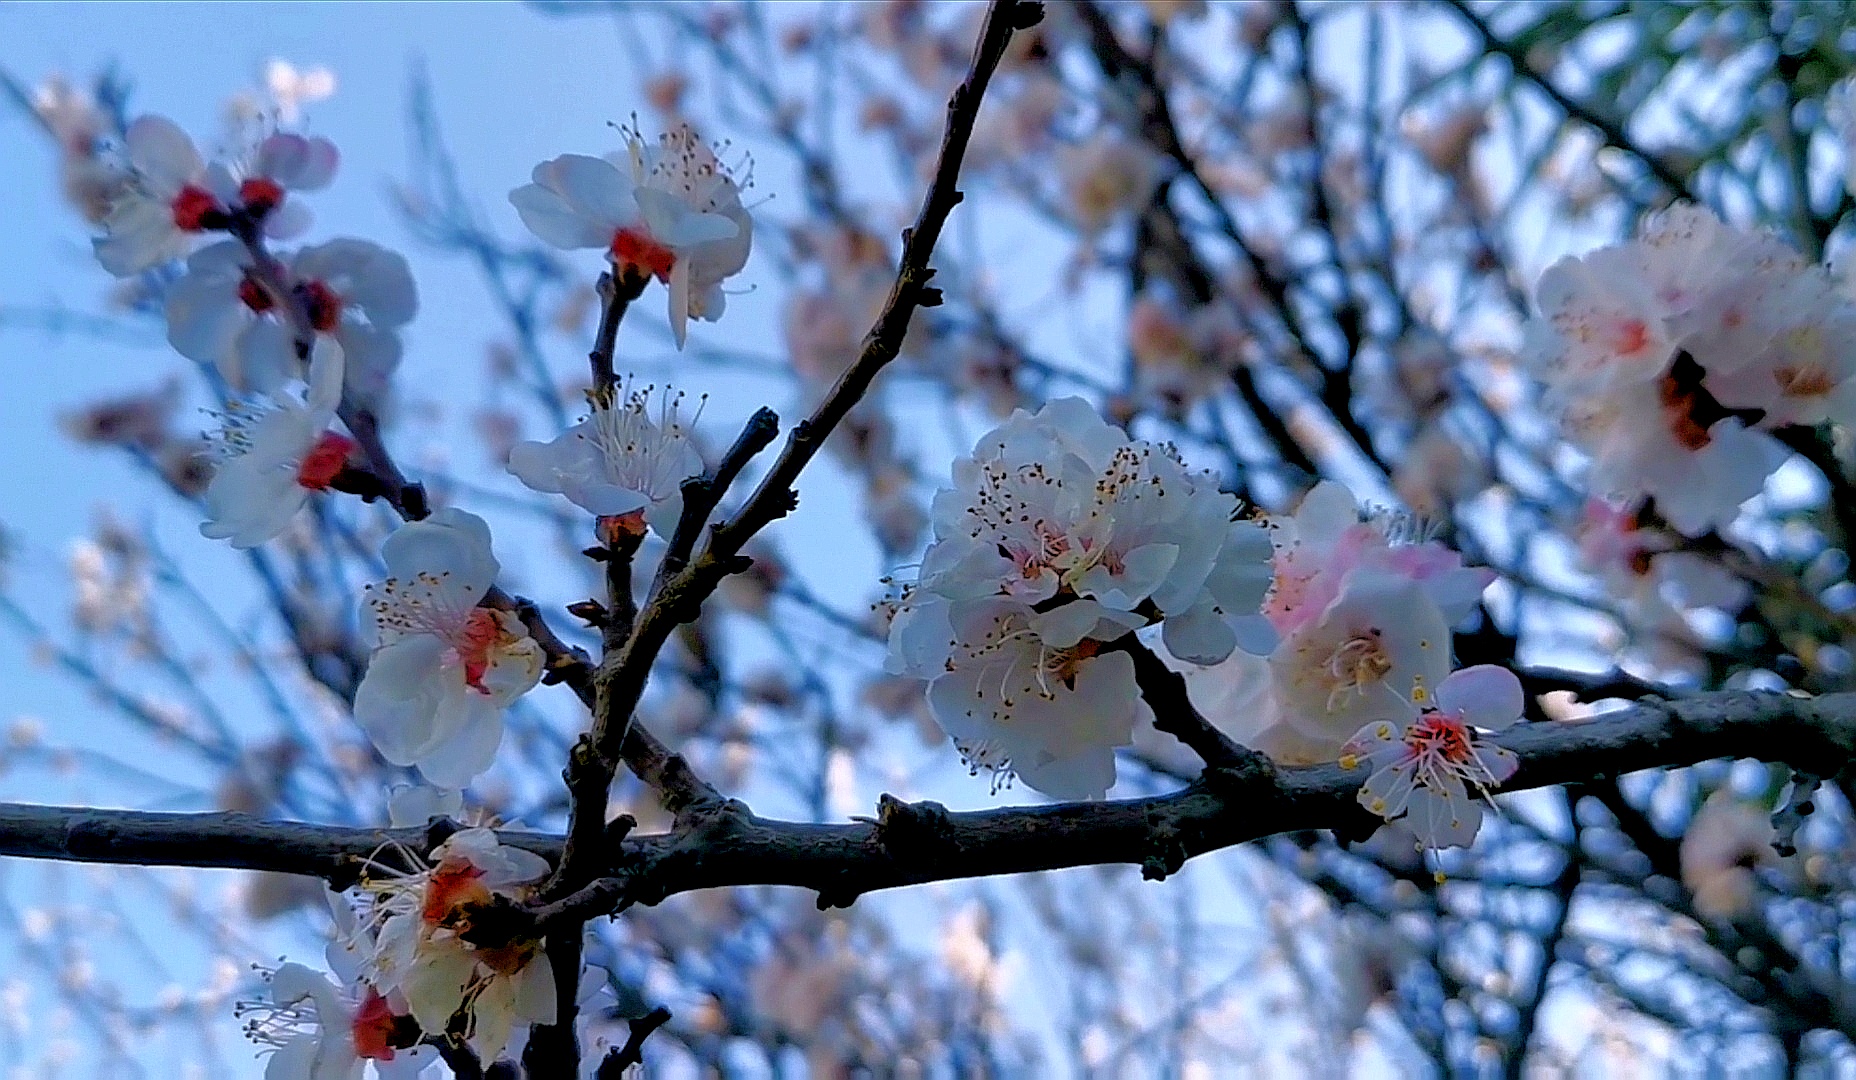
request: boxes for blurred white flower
[93,115,336,276]
[165,238,416,397]
[1680,793,1778,922]
[265,60,337,123]
[1522,204,1856,534]
[200,338,352,548]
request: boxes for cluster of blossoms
[1171,482,1495,766]
[511,122,753,347]
[166,236,417,401]
[92,114,337,276]
[885,398,1276,799]
[241,829,567,1074]
[1156,481,1512,854]
[86,113,418,405]
[1522,204,1856,535]
[356,828,560,1066]
[238,893,429,1080]
[72,102,745,1071]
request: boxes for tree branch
[3,690,1850,909]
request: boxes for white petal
[415,694,503,788]
[126,115,202,189]
[1435,665,1524,731]
[667,256,692,348]
[386,784,463,828]
[380,509,499,598]
[509,183,612,249]
[1403,786,1484,850]
[1015,745,1118,801]
[263,199,313,241]
[353,636,451,764]
[1161,602,1238,665]
[542,154,636,227]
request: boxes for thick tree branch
[3,690,1850,909]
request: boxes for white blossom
[1340,665,1523,854]
[920,597,1148,800]
[506,382,705,536]
[200,338,353,548]
[165,238,416,397]
[93,115,336,276]
[354,510,543,787]
[361,828,555,1065]
[510,123,752,346]
[238,961,427,1080]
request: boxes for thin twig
[596,1005,673,1078]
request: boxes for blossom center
[296,432,357,491]
[1044,637,1099,691]
[239,176,285,218]
[1657,371,1713,451]
[456,608,505,694]
[422,859,490,925]
[298,279,345,333]
[1408,711,1474,765]
[1323,631,1391,708]
[170,184,220,231]
[1609,317,1652,359]
[237,275,275,313]
[611,226,677,283]
[351,989,400,1061]
[1775,361,1835,400]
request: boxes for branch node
[1141,820,1188,882]
[1009,0,1046,29]
[424,815,463,853]
[566,599,610,629]
[875,794,957,861]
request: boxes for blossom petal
[1435,665,1524,731]
[353,636,450,765]
[415,694,503,788]
[510,181,612,249]
[380,509,499,599]
[125,114,201,190]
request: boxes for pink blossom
[1339,664,1523,853]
